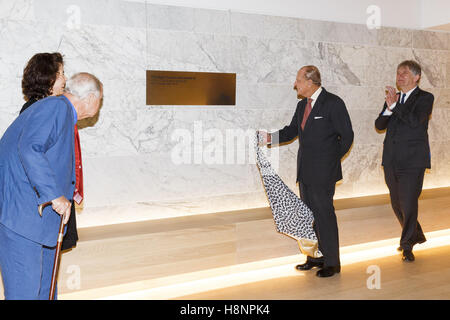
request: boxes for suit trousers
[299,182,340,268]
[0,223,57,300]
[383,166,427,251]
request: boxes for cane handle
[38,201,52,217]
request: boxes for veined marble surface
[0,1,449,227]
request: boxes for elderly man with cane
[0,72,102,300]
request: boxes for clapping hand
[385,86,398,109]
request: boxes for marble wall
[1,0,449,227]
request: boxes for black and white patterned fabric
[255,132,322,258]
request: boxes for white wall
[131,0,450,29]
[1,0,449,228]
[135,0,423,29]
[420,0,450,29]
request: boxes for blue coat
[0,96,75,247]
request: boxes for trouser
[383,166,427,251]
[299,182,340,268]
[62,200,78,251]
[0,223,57,300]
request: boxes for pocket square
[314,116,323,119]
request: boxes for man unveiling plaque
[146,70,236,106]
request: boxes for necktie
[301,98,313,131]
[400,93,406,104]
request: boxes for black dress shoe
[316,266,340,277]
[295,260,323,271]
[402,250,415,262]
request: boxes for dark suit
[375,87,433,251]
[272,88,354,268]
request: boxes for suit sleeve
[375,103,391,130]
[330,98,354,158]
[392,93,434,128]
[17,100,72,205]
[271,101,301,145]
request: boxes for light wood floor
[1,187,449,300]
[179,244,450,300]
[61,187,450,299]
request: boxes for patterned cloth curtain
[255,132,322,258]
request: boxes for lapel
[393,87,420,121]
[401,87,420,109]
[303,88,327,133]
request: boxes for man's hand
[385,86,398,109]
[51,196,71,224]
[257,131,271,146]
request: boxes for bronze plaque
[146,70,236,105]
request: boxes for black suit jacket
[272,88,354,185]
[375,87,433,169]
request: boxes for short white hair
[65,72,102,99]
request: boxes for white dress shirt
[268,87,323,144]
[309,86,322,108]
[383,86,417,116]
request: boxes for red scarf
[73,125,84,204]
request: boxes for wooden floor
[179,244,450,300]
[1,187,450,300]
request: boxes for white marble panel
[34,0,146,28]
[81,154,263,206]
[412,49,448,88]
[0,3,449,228]
[422,140,450,189]
[0,77,24,109]
[230,11,304,41]
[0,0,34,20]
[412,30,449,51]
[301,19,377,46]
[0,20,64,79]
[341,143,383,184]
[375,27,412,48]
[425,88,450,109]
[76,190,270,228]
[128,106,295,155]
[364,46,414,87]
[428,108,450,142]
[447,56,450,88]
[147,29,232,73]
[326,86,386,111]
[146,3,231,35]
[147,3,195,32]
[76,79,145,157]
[60,25,147,81]
[349,109,385,145]
[244,38,318,84]
[315,42,368,86]
[236,82,298,109]
[193,7,231,34]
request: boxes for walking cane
[38,201,66,300]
